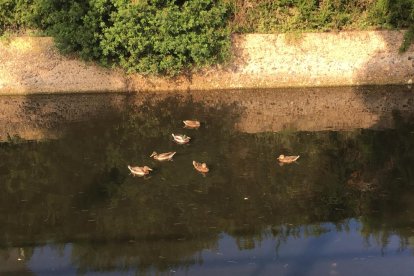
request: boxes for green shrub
[100,0,231,75]
[26,0,231,76]
[0,0,36,35]
[26,0,113,59]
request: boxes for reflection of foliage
[1,96,414,273]
[71,240,209,275]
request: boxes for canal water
[1,86,414,275]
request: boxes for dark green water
[1,88,414,275]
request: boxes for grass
[226,0,414,52]
[400,26,414,52]
[229,0,413,32]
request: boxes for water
[1,86,414,275]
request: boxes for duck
[150,151,176,161]
[277,154,300,164]
[127,165,152,177]
[172,133,191,144]
[183,120,201,129]
[193,161,209,173]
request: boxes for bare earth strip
[0,31,413,94]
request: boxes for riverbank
[0,31,413,94]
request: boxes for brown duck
[172,133,191,144]
[127,165,152,177]
[193,161,209,173]
[277,154,300,164]
[183,120,201,129]
[150,151,176,161]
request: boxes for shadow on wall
[353,30,414,129]
[351,30,414,86]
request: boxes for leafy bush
[0,0,36,34]
[100,0,232,75]
[27,0,232,76]
[28,1,83,52]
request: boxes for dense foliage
[32,0,232,75]
[1,0,232,76]
[100,0,232,75]
[1,0,413,75]
[0,0,36,33]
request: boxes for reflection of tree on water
[1,96,414,273]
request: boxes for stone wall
[0,31,413,94]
